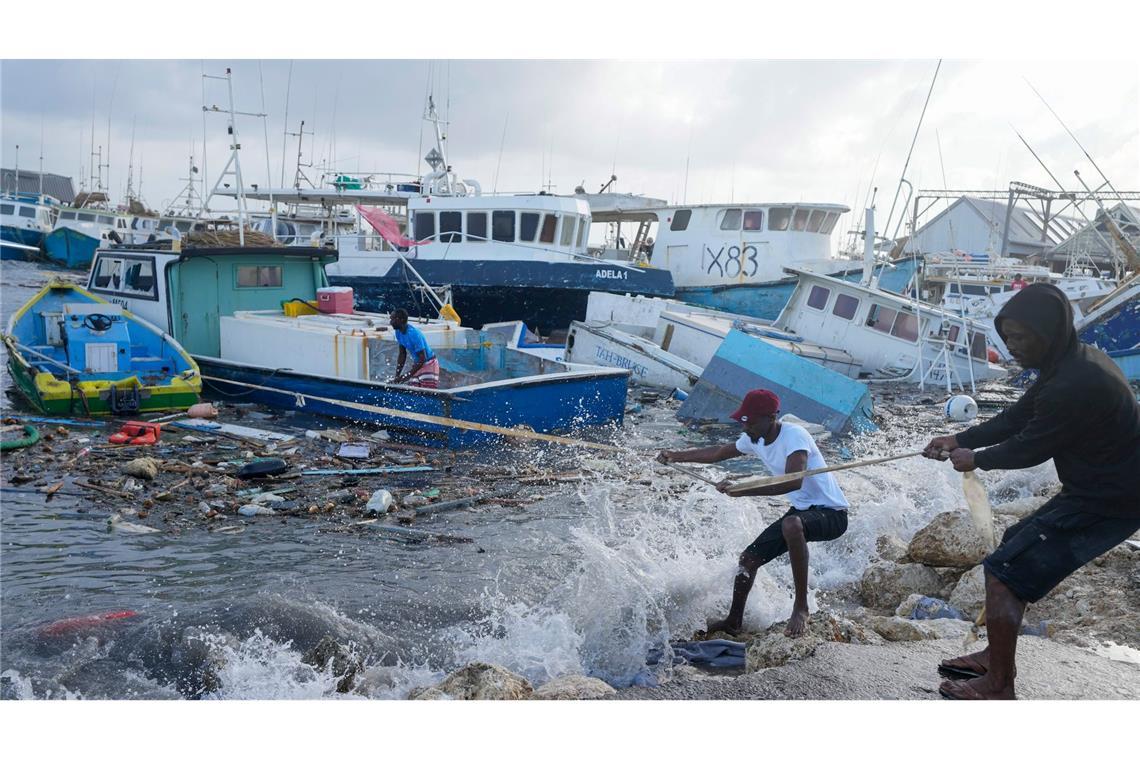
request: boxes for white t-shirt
[735,423,849,511]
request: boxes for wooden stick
[665,462,721,486]
[202,374,622,452]
[726,451,924,495]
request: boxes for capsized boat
[3,281,201,415]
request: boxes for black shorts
[984,494,1140,603]
[742,506,849,566]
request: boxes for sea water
[0,258,1061,699]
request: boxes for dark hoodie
[955,283,1140,518]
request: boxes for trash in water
[236,458,289,479]
[237,504,278,517]
[336,442,371,459]
[365,490,394,514]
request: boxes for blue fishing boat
[3,280,201,415]
[677,328,877,436]
[1077,276,1140,381]
[1,192,58,260]
[81,241,631,448]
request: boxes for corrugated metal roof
[962,197,1081,249]
[1047,202,1140,260]
[0,169,76,204]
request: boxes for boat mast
[201,67,267,245]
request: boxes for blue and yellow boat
[3,281,201,415]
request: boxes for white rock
[876,534,909,563]
[868,616,974,641]
[408,662,533,700]
[860,561,944,610]
[745,613,880,672]
[532,675,616,700]
[122,457,159,481]
[906,511,990,568]
[949,565,987,618]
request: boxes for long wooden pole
[726,451,924,495]
[202,374,622,452]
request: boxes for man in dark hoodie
[924,283,1140,700]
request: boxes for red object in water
[39,610,138,636]
[108,421,162,445]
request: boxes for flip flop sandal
[937,653,987,680]
[939,679,1015,700]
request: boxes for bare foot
[939,675,1015,700]
[784,608,809,637]
[703,618,743,637]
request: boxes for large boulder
[949,565,987,618]
[532,675,616,700]
[906,511,990,568]
[860,561,944,610]
[868,616,975,642]
[745,613,879,672]
[408,662,533,700]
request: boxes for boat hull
[196,355,629,449]
[676,258,918,320]
[4,354,200,415]
[43,227,100,269]
[328,259,675,335]
[1,226,46,260]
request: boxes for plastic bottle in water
[237,504,277,517]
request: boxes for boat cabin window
[768,207,792,231]
[792,208,810,231]
[39,208,55,224]
[0,204,13,216]
[60,210,76,220]
[122,259,156,296]
[866,303,899,334]
[806,285,831,310]
[719,208,742,231]
[832,293,859,320]
[807,210,826,233]
[98,215,115,226]
[969,331,987,361]
[576,217,588,248]
[539,214,557,244]
[891,311,919,342]
[90,254,160,301]
[670,209,692,231]
[743,210,764,231]
[414,211,435,242]
[492,210,515,243]
[175,220,193,232]
[18,206,35,218]
[560,215,576,247]
[439,211,462,243]
[519,212,540,242]
[77,212,96,222]
[92,256,123,289]
[236,265,283,289]
[467,212,487,242]
[820,212,840,234]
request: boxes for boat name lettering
[704,245,759,277]
[594,346,647,376]
[110,297,128,309]
[595,269,628,280]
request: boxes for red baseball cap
[730,389,780,422]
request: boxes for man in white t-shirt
[658,389,850,637]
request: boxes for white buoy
[945,395,978,422]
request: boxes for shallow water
[0,258,1059,699]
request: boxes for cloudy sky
[2,24,1138,244]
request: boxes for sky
[2,57,1137,245]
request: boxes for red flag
[355,205,428,248]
